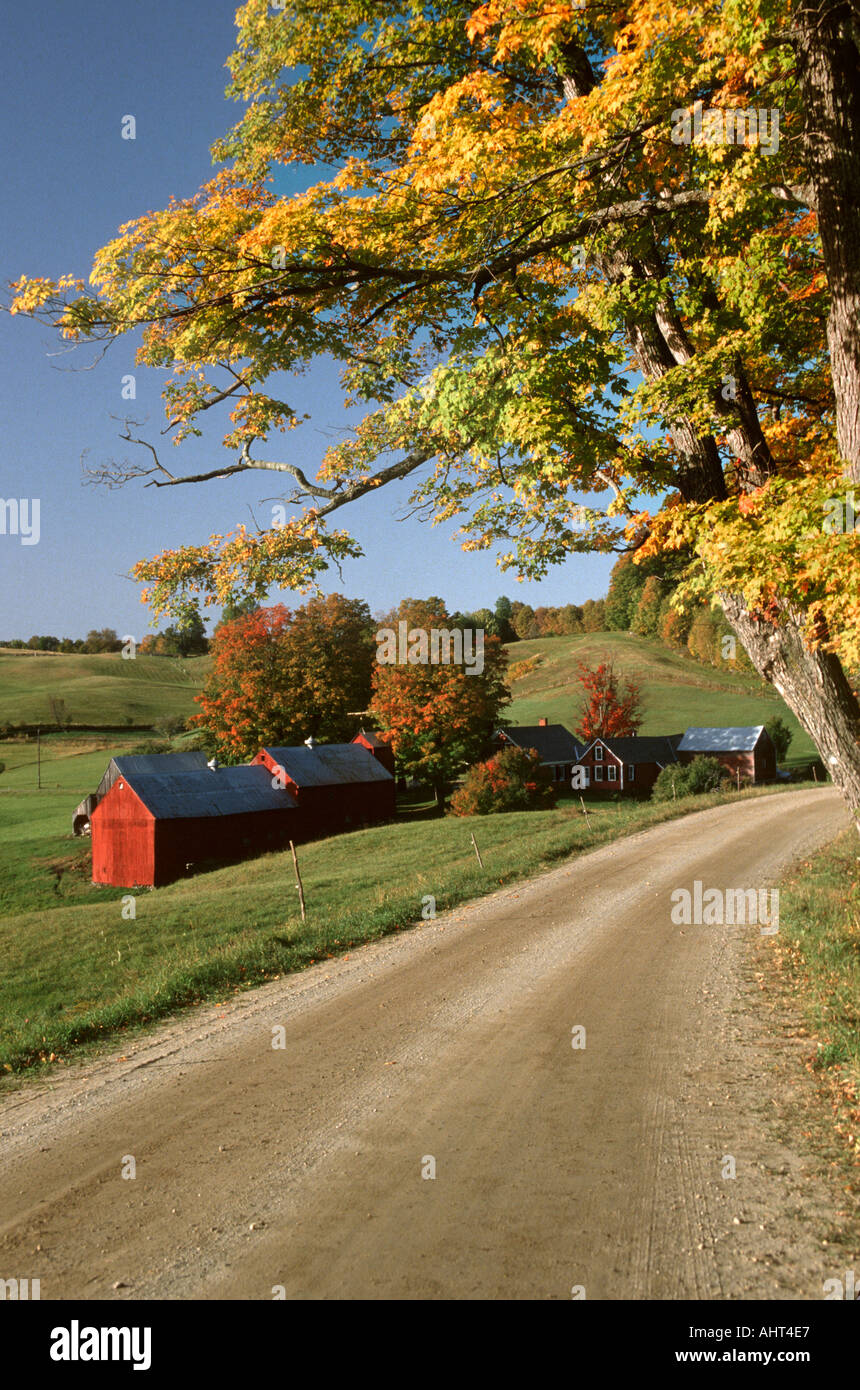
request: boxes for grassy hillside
[0,649,209,726]
[504,632,817,764]
[0,732,160,794]
[0,633,817,782]
[0,633,815,763]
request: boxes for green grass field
[0,634,814,765]
[505,632,817,764]
[0,648,210,726]
[779,832,860,1079]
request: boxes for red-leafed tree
[370,597,509,809]
[192,594,374,759]
[574,660,643,741]
[450,745,557,817]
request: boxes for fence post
[290,840,306,922]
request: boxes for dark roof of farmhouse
[589,735,683,764]
[261,743,394,786]
[678,726,766,753]
[109,758,298,820]
[495,725,586,762]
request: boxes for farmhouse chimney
[538,717,548,727]
[304,736,316,749]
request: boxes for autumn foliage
[450,744,557,816]
[574,660,643,741]
[9,2,860,813]
[369,597,509,805]
[192,594,374,759]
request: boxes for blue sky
[1,0,616,642]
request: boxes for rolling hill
[0,649,210,727]
[0,631,816,763]
[503,632,817,764]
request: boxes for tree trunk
[720,593,860,828]
[561,25,860,826]
[793,2,860,480]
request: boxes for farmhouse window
[607,765,617,781]
[594,745,604,761]
[628,765,635,781]
[594,766,604,782]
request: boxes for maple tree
[9,1,860,823]
[574,659,643,740]
[369,597,509,806]
[193,594,374,758]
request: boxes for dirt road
[0,788,854,1300]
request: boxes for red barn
[90,755,299,887]
[253,741,395,837]
[574,734,683,796]
[677,726,776,783]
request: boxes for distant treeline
[2,595,610,655]
[2,615,210,657]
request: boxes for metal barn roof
[113,761,298,820]
[495,725,586,763]
[261,743,394,787]
[96,751,210,801]
[678,726,765,753]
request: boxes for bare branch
[117,423,176,481]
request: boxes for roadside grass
[0,780,813,1081]
[775,831,860,1158]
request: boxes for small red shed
[90,755,299,887]
[677,726,776,784]
[253,741,395,837]
[352,728,396,776]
